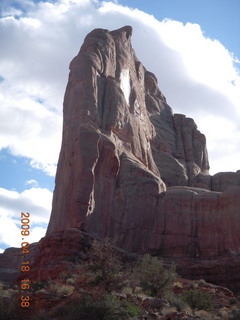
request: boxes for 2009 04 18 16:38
[20,212,31,308]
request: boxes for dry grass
[217,307,230,320]
[198,279,207,286]
[66,277,76,285]
[195,309,215,319]
[173,281,183,289]
[49,283,74,296]
[186,281,199,289]
[0,283,18,320]
[161,306,177,316]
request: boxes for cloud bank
[0,0,239,175]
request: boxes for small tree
[183,289,212,312]
[87,239,125,292]
[134,254,176,297]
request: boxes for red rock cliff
[45,27,240,289]
[47,26,211,235]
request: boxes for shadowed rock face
[44,26,240,289]
[0,26,239,290]
[47,26,211,235]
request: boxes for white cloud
[198,116,240,174]
[0,0,239,177]
[0,187,51,247]
[29,226,47,243]
[25,179,39,187]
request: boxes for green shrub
[198,279,207,286]
[123,300,141,317]
[164,292,187,311]
[183,289,212,311]
[54,294,139,320]
[134,254,176,297]
[87,240,125,292]
[31,281,48,292]
[230,297,238,305]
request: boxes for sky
[0,0,239,252]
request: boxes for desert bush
[186,281,198,289]
[217,307,229,319]
[31,281,48,292]
[230,297,238,305]
[229,306,240,320]
[123,300,141,317]
[161,306,177,317]
[198,279,207,286]
[164,292,187,311]
[0,287,18,320]
[183,288,212,311]
[194,309,214,319]
[173,281,183,289]
[66,277,76,285]
[54,294,140,320]
[49,283,74,296]
[134,254,176,297]
[87,239,125,292]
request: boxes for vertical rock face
[46,26,240,270]
[47,26,210,236]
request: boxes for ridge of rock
[47,26,211,235]
[36,26,240,290]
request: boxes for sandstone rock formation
[212,171,240,191]
[44,27,240,290]
[47,25,210,236]
[46,24,239,251]
[0,243,39,283]
[2,26,239,290]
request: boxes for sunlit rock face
[46,26,240,266]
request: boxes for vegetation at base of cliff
[163,291,188,311]
[86,241,177,297]
[182,288,213,311]
[54,294,140,320]
[134,253,176,297]
[229,306,240,320]
[1,239,240,319]
[0,283,18,320]
[86,239,125,292]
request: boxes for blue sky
[0,148,54,192]
[119,0,240,57]
[0,0,239,252]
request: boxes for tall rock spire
[46,27,239,264]
[47,26,209,236]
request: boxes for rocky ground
[1,236,240,320]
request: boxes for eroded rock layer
[44,26,240,289]
[47,26,211,235]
